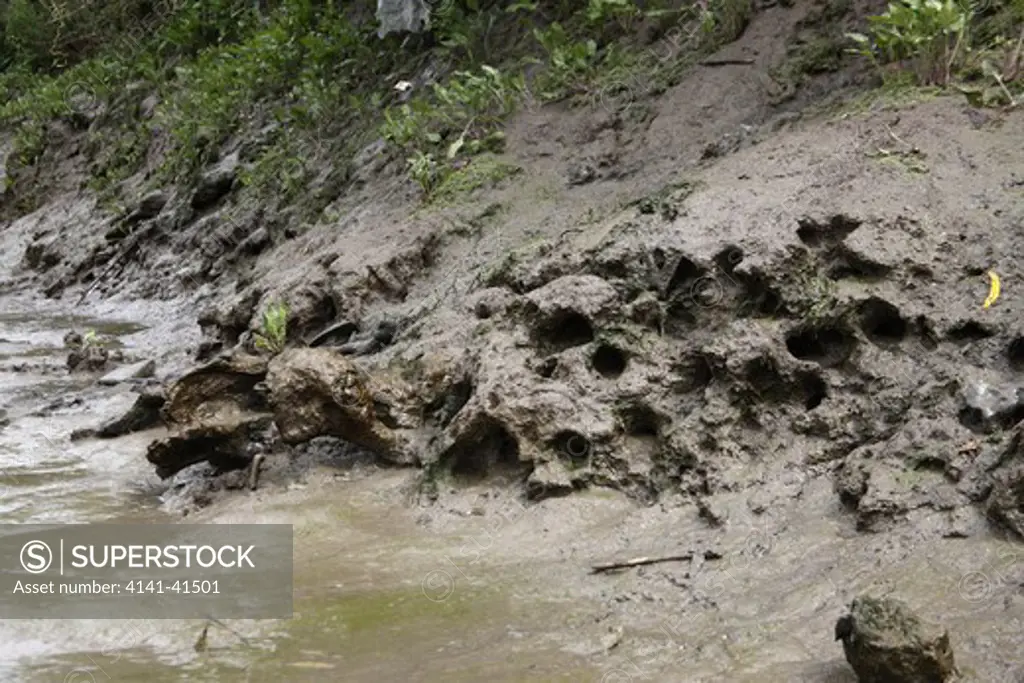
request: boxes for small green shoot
[254,301,289,355]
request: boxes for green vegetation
[5,0,1015,222]
[82,328,105,349]
[254,301,289,355]
[847,0,1023,106]
[847,0,972,85]
[0,0,756,215]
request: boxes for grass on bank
[0,0,752,213]
[1,0,1021,218]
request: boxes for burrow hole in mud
[826,249,891,281]
[959,402,1024,433]
[799,371,828,410]
[550,430,591,465]
[619,404,663,439]
[653,247,667,270]
[1009,337,1024,372]
[592,344,628,378]
[445,419,523,480]
[536,356,558,378]
[533,310,595,352]
[713,245,744,273]
[674,353,714,392]
[425,378,474,428]
[736,275,784,318]
[948,320,995,344]
[795,215,861,248]
[665,254,703,296]
[914,316,940,351]
[785,324,856,367]
[744,356,788,402]
[858,298,907,347]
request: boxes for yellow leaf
[983,270,1001,309]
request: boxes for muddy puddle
[2,302,1023,682]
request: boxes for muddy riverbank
[2,0,1024,677]
[0,300,1022,681]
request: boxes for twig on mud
[699,58,755,66]
[248,452,265,491]
[199,616,253,648]
[885,125,919,155]
[590,549,721,574]
[193,622,209,652]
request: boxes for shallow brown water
[0,303,606,682]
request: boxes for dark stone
[836,595,957,683]
[127,190,169,223]
[191,154,239,210]
[96,388,166,439]
[146,414,273,479]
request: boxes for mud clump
[129,203,1024,531]
[63,330,122,372]
[147,412,274,479]
[138,352,272,478]
[161,352,269,425]
[265,347,422,464]
[835,594,957,683]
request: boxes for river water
[2,297,1023,682]
[0,299,607,682]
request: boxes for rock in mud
[63,330,122,372]
[959,379,1024,432]
[67,346,110,372]
[265,348,421,464]
[191,153,239,210]
[126,190,168,223]
[146,412,273,479]
[89,387,165,440]
[835,595,957,683]
[162,352,268,425]
[97,359,156,386]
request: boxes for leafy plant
[382,64,524,199]
[702,0,755,45]
[532,23,599,99]
[956,27,1024,107]
[82,329,101,348]
[847,0,972,85]
[408,151,440,197]
[586,0,641,25]
[254,301,289,354]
